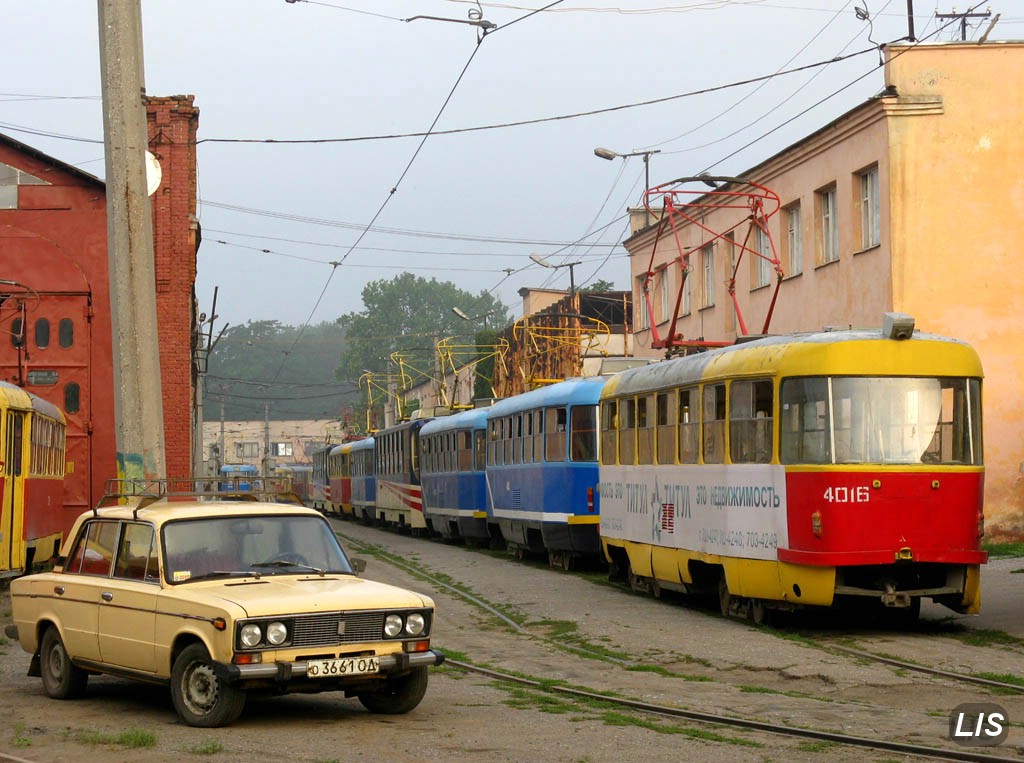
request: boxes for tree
[205,320,356,421]
[335,273,509,394]
[579,278,617,293]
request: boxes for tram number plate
[306,656,380,678]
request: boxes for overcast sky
[6,1,1019,334]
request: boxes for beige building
[199,418,347,475]
[623,41,1024,533]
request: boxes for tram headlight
[405,613,426,636]
[240,623,263,648]
[384,614,404,637]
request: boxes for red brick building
[0,95,200,521]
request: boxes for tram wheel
[750,599,771,626]
[626,565,649,595]
[718,578,733,617]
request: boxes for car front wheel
[39,626,88,699]
[170,643,246,727]
[357,666,429,714]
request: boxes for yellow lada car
[5,497,443,727]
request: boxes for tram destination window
[779,376,981,465]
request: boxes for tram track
[338,524,1024,759]
[443,658,1021,763]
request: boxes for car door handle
[101,592,114,602]
[54,586,65,596]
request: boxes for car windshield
[162,514,354,584]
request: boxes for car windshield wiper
[250,561,326,576]
[181,570,252,583]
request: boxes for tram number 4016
[822,486,870,504]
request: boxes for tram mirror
[883,312,915,340]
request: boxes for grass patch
[187,740,224,755]
[797,740,838,752]
[11,722,31,749]
[601,711,762,746]
[982,541,1024,559]
[626,664,711,682]
[945,628,1024,649]
[76,728,157,748]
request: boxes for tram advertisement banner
[598,464,789,560]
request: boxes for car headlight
[266,621,288,646]
[405,613,426,636]
[240,623,262,648]
[384,614,404,637]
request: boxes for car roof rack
[95,477,304,518]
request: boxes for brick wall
[148,95,199,478]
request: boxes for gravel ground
[1,522,1021,763]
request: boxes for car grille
[291,611,385,647]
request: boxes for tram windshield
[779,376,981,465]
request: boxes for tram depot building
[1,42,1023,536]
[622,41,1024,536]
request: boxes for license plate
[306,656,380,678]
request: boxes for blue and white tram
[350,437,376,523]
[309,444,332,512]
[486,377,605,569]
[420,408,490,543]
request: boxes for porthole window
[35,318,50,349]
[11,317,24,348]
[59,318,74,348]
[64,382,80,414]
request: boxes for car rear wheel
[357,666,429,714]
[39,626,88,699]
[170,643,246,727]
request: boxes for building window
[817,185,839,264]
[681,260,692,316]
[635,276,649,330]
[701,243,715,307]
[753,225,772,289]
[0,162,48,210]
[658,270,670,324]
[59,318,74,348]
[859,165,880,249]
[785,203,802,276]
[273,442,293,457]
[35,318,50,349]
[235,442,259,459]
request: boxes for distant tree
[335,273,509,395]
[205,320,355,421]
[579,279,617,293]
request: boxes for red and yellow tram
[0,381,67,577]
[598,315,985,621]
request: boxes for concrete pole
[97,0,166,484]
[218,401,225,471]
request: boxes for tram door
[1,410,26,574]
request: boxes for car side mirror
[351,557,367,574]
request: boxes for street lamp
[594,147,661,226]
[530,254,583,295]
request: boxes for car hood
[167,575,434,618]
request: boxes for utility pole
[936,8,992,40]
[97,0,166,483]
[262,400,271,478]
[193,287,228,477]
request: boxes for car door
[56,519,121,662]
[96,521,159,673]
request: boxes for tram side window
[600,401,617,466]
[512,414,523,464]
[618,398,636,465]
[545,407,567,462]
[779,378,830,464]
[522,410,534,464]
[637,395,654,465]
[730,380,774,463]
[487,421,497,465]
[532,410,544,462]
[411,431,421,482]
[656,392,675,465]
[678,388,700,463]
[926,379,981,464]
[473,429,486,472]
[459,430,473,471]
[702,384,726,464]
[570,405,597,462]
